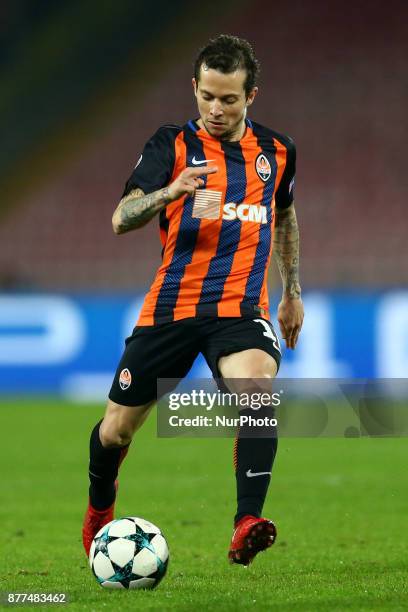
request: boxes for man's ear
[192,77,198,95]
[246,86,258,107]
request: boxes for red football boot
[228,515,277,566]
[82,481,118,556]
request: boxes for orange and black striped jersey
[123,118,296,326]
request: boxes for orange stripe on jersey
[137,132,187,325]
[218,127,263,317]
[173,135,227,320]
[258,138,288,310]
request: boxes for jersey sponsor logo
[255,153,272,182]
[192,191,267,224]
[191,156,215,165]
[119,368,132,390]
[223,202,267,224]
[192,189,222,219]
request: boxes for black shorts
[109,317,281,406]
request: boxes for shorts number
[253,319,281,353]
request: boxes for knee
[240,370,275,397]
[99,420,134,448]
[245,359,277,382]
[246,371,273,385]
[233,372,277,402]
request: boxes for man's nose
[210,100,223,116]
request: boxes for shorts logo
[119,368,132,390]
[255,153,271,182]
[253,319,281,353]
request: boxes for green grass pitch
[1,400,407,611]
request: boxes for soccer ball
[89,517,169,589]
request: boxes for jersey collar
[187,118,253,143]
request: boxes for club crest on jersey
[119,368,132,390]
[255,153,271,182]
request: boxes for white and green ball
[89,517,169,589]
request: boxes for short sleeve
[274,137,296,209]
[122,125,180,197]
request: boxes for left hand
[277,296,304,349]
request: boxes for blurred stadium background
[0,0,407,400]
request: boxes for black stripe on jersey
[159,209,169,260]
[153,127,206,324]
[241,123,278,310]
[122,125,181,197]
[274,135,296,209]
[197,141,247,315]
[260,125,296,210]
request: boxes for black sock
[88,420,129,510]
[234,407,278,525]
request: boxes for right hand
[167,166,218,201]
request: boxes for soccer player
[83,34,304,565]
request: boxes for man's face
[193,65,257,141]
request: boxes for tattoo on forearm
[113,187,172,233]
[273,205,301,298]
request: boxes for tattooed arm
[273,202,301,298]
[112,187,171,233]
[273,202,304,349]
[112,166,218,234]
